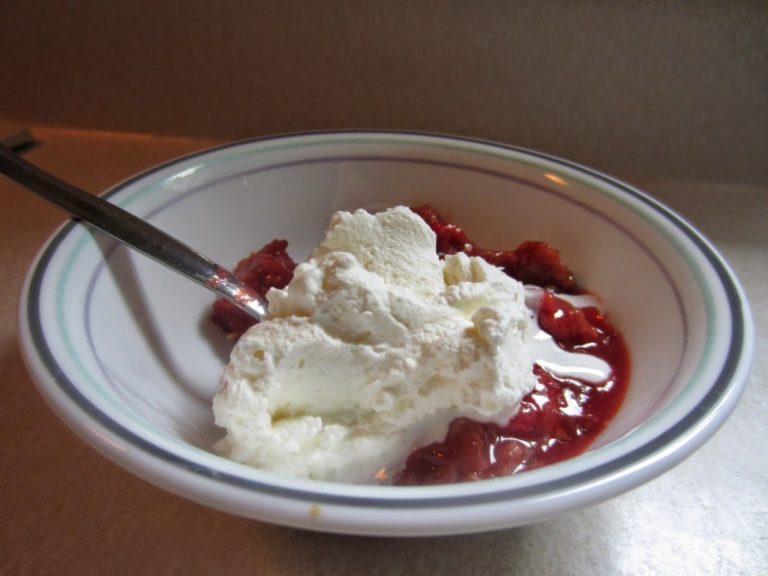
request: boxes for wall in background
[2,1,766,184]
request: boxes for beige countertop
[1,125,766,575]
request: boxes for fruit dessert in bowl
[18,132,753,536]
[211,204,629,486]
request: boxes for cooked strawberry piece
[537,291,602,347]
[211,240,296,336]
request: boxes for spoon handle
[0,144,266,321]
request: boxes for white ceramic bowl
[19,132,753,536]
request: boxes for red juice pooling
[212,206,631,485]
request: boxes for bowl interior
[80,144,699,448]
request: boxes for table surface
[1,124,766,576]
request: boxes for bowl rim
[17,130,754,532]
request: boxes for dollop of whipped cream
[213,206,537,483]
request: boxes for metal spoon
[0,143,267,321]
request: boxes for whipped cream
[213,206,541,483]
